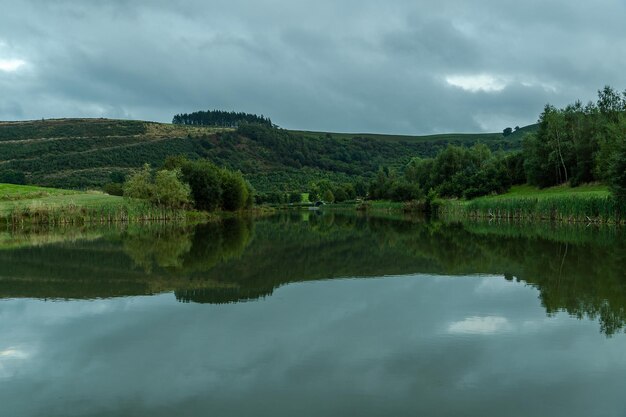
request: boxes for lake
[1,213,625,417]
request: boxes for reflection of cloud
[448,316,511,334]
[0,347,29,379]
[475,277,518,294]
[0,348,28,359]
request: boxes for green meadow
[0,183,189,224]
[0,183,123,215]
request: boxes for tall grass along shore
[1,184,192,226]
[440,185,623,224]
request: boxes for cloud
[0,59,26,72]
[0,0,625,133]
[446,74,508,93]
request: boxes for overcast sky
[1,0,625,134]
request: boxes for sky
[1,0,626,134]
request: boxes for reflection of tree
[192,214,626,336]
[123,225,194,273]
[121,218,253,275]
[181,217,253,272]
[0,213,624,336]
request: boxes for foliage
[169,156,252,211]
[103,183,124,196]
[153,169,192,209]
[178,160,222,211]
[124,164,191,209]
[288,192,302,204]
[172,110,272,127]
[123,164,155,201]
[220,170,250,211]
[385,143,517,201]
[523,86,626,188]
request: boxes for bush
[153,169,192,209]
[180,160,222,211]
[322,189,335,203]
[103,182,124,196]
[124,164,155,200]
[289,192,302,204]
[0,169,26,185]
[123,165,191,209]
[221,170,249,211]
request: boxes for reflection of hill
[0,213,624,335]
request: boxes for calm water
[1,213,625,417]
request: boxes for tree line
[172,110,273,127]
[523,86,626,200]
[366,144,523,201]
[360,85,625,205]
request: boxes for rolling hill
[0,118,535,192]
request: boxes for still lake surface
[1,212,625,417]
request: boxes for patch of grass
[0,183,75,201]
[485,184,610,199]
[361,200,404,211]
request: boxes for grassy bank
[0,184,196,225]
[441,184,622,223]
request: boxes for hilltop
[0,118,534,192]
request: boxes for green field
[0,183,124,216]
[0,183,196,225]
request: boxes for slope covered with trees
[0,117,529,193]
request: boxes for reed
[4,200,188,226]
[442,194,623,224]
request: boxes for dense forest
[172,110,273,127]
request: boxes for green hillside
[0,118,534,192]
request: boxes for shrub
[123,164,155,200]
[103,182,124,196]
[180,160,222,211]
[221,170,249,211]
[153,169,192,209]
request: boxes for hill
[0,118,535,192]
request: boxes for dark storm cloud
[1,0,625,133]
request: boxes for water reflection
[0,213,624,335]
